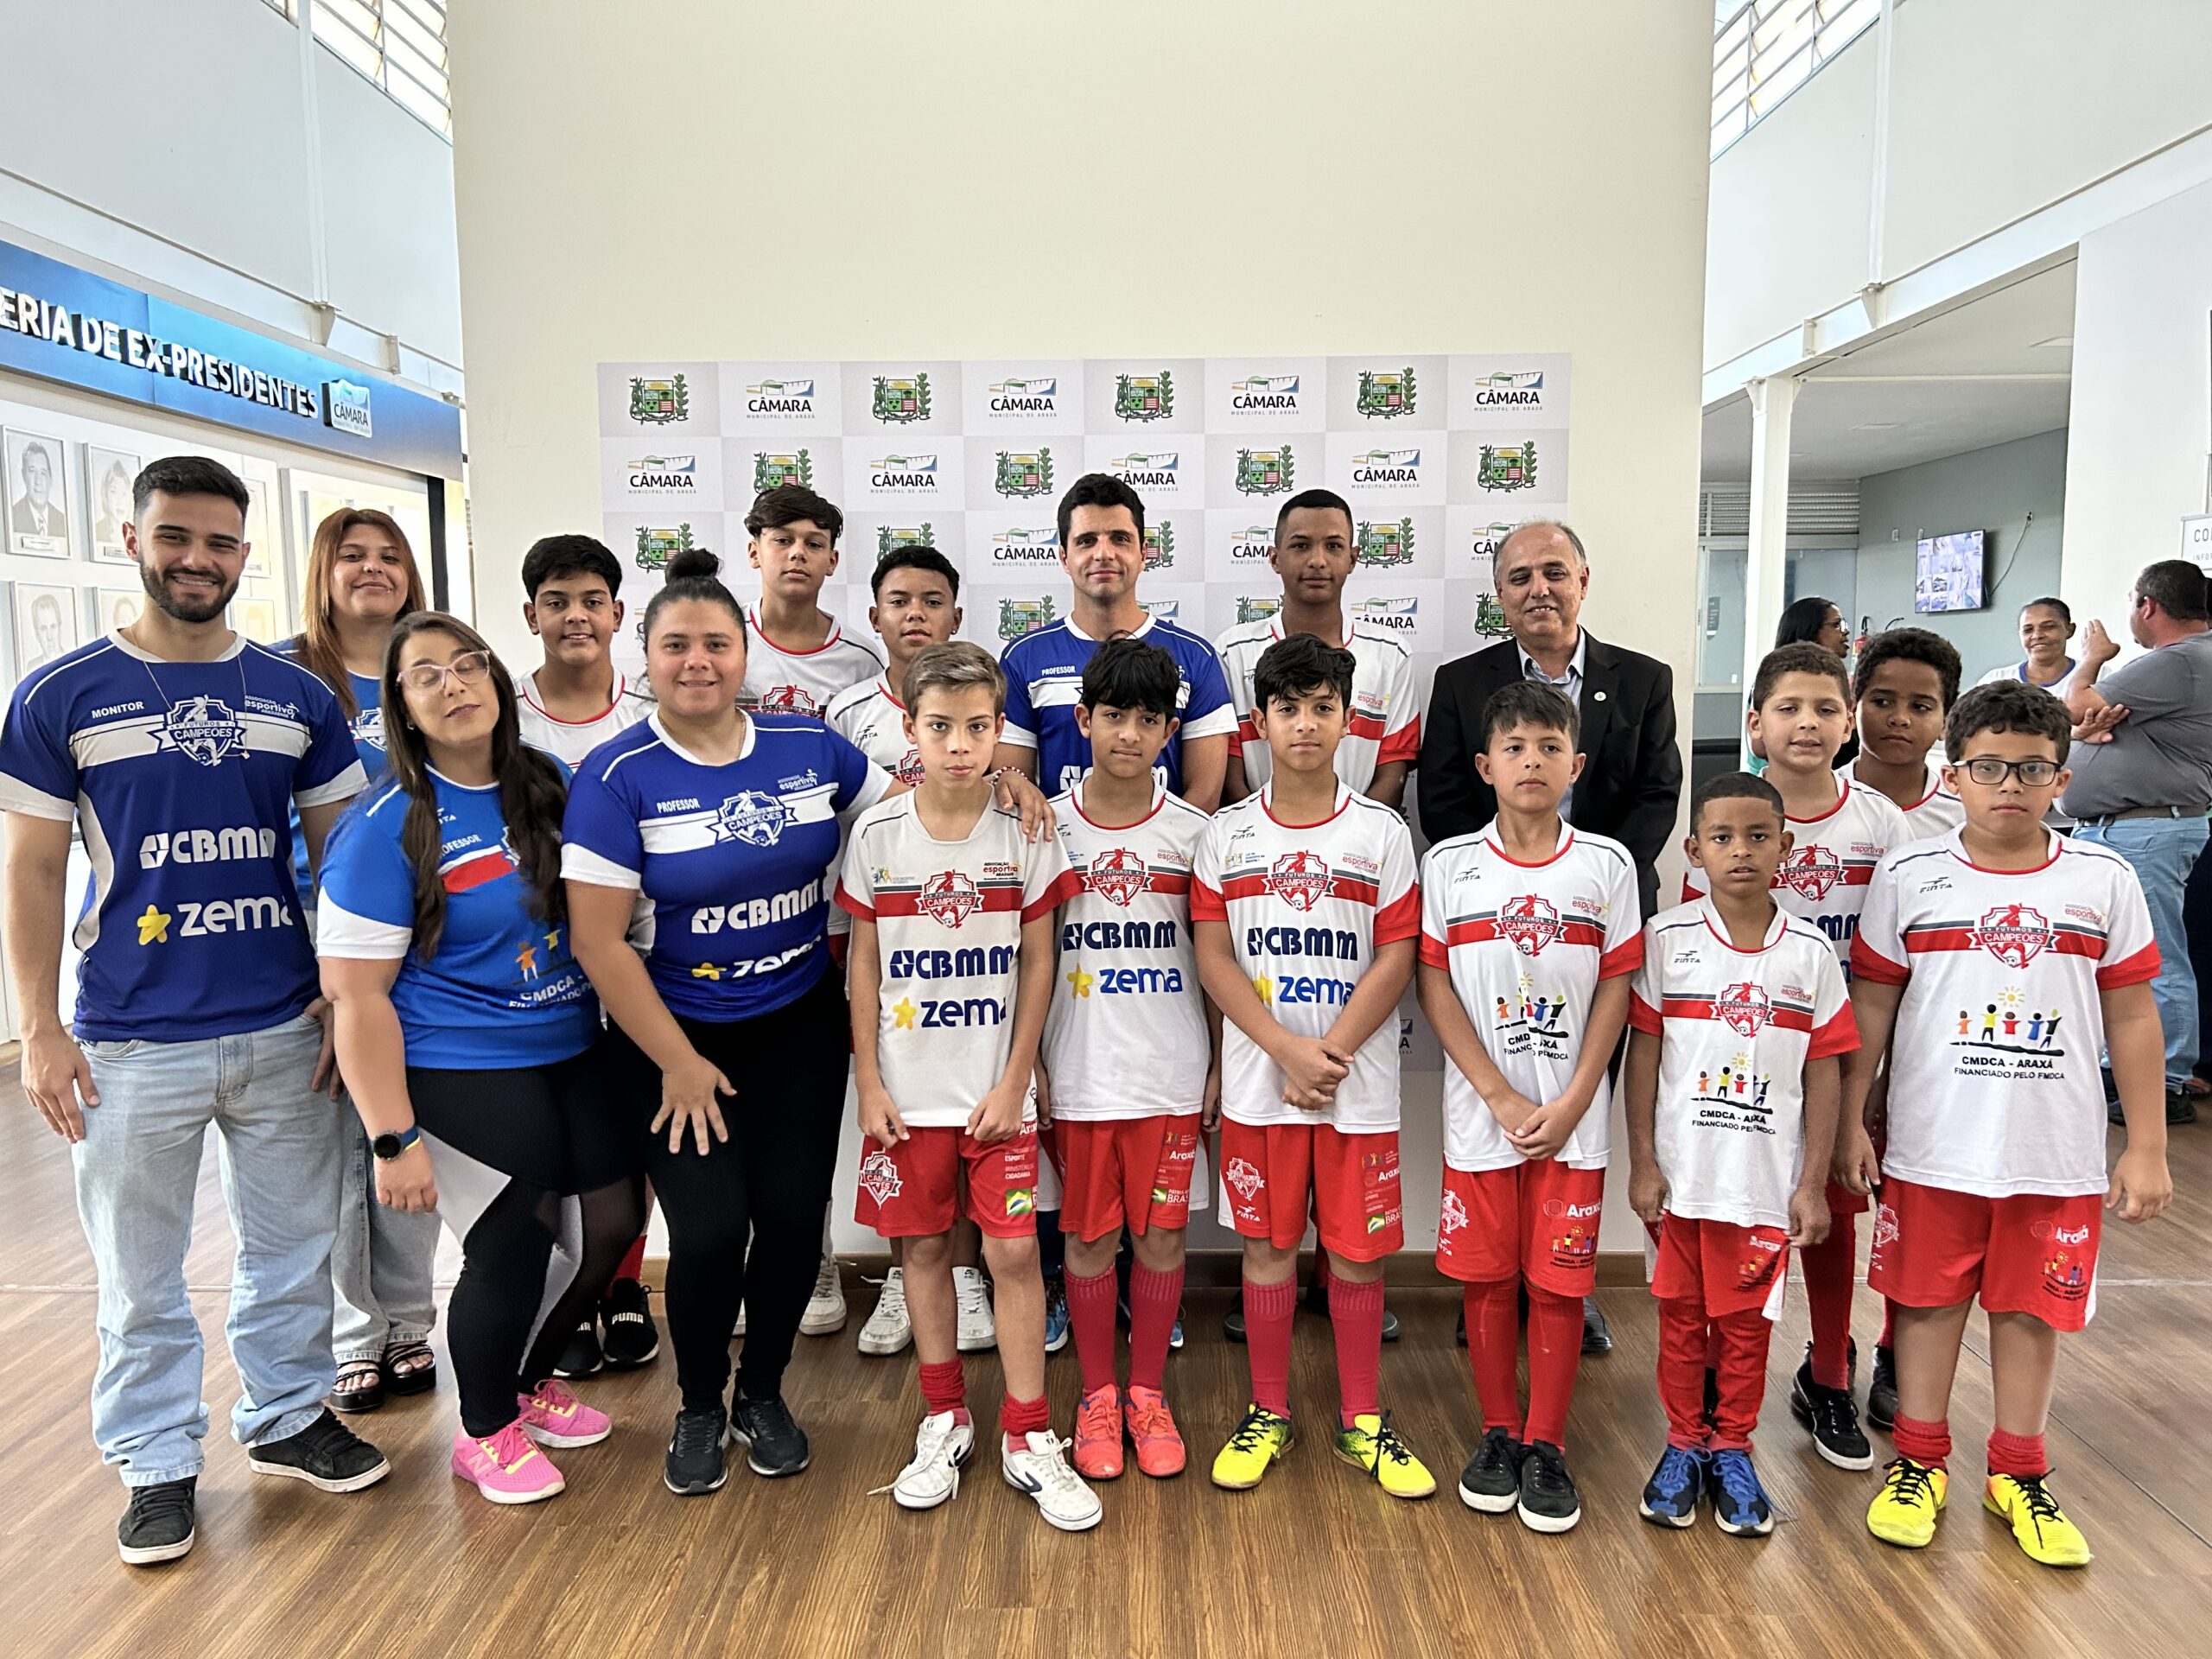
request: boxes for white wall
[448,0,1714,1255]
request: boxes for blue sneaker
[1708,1447,1775,1536]
[1043,1276,1070,1354]
[1638,1444,1707,1529]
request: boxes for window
[1712,0,1884,158]
[259,0,452,140]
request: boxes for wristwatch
[371,1125,422,1161]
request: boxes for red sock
[1462,1280,1521,1433]
[1244,1276,1297,1418]
[1329,1273,1385,1428]
[1126,1260,1183,1393]
[1800,1213,1856,1390]
[919,1357,967,1424]
[1656,1298,1711,1449]
[1709,1308,1773,1452]
[1065,1266,1120,1396]
[1879,1299,1897,1348]
[1522,1287,1582,1449]
[1001,1391,1050,1451]
[1986,1427,2048,1480]
[1891,1412,1950,1471]
[611,1230,647,1290]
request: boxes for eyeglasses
[397,650,493,694]
[1959,757,2062,787]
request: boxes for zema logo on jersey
[1349,448,1421,488]
[712,791,792,848]
[1230,374,1300,413]
[154,696,245,766]
[868,454,938,492]
[1109,451,1179,490]
[744,378,816,416]
[134,894,294,944]
[918,870,982,928]
[1716,981,1773,1037]
[1471,371,1546,410]
[1975,903,2052,969]
[139,826,278,869]
[626,454,695,492]
[1265,850,1331,912]
[1089,849,1149,907]
[1778,844,1844,900]
[1499,893,1561,957]
[1114,372,1174,423]
[988,377,1058,415]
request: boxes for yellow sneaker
[1984,1472,2092,1567]
[1866,1457,1948,1548]
[1211,1404,1294,1490]
[1333,1412,1437,1500]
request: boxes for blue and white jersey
[998,615,1236,797]
[277,644,386,896]
[562,712,891,1021]
[318,763,597,1071]
[0,632,366,1042]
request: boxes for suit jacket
[1418,631,1682,918]
[11,497,65,539]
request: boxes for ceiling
[1701,260,2076,483]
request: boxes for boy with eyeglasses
[1847,682,2171,1567]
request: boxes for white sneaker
[878,1410,974,1510]
[1002,1431,1103,1532]
[858,1268,912,1357]
[800,1254,847,1337]
[953,1265,996,1353]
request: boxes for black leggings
[607,971,850,1410]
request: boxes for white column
[1741,373,1800,762]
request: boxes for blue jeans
[75,1012,344,1486]
[2076,814,2209,1089]
[331,1110,441,1365]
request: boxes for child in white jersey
[1418,682,1640,1535]
[1627,772,1858,1537]
[1195,633,1431,1500]
[1850,682,2170,1567]
[740,484,883,717]
[837,643,1098,1532]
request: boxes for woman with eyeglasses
[316,613,645,1503]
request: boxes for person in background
[93,457,135,549]
[282,508,441,1414]
[1846,628,1965,842]
[1772,597,1855,766]
[1977,597,2082,701]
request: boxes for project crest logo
[994,448,1055,499]
[629,374,689,424]
[753,450,812,492]
[1233,446,1294,496]
[1356,366,1417,420]
[1114,371,1175,423]
[635,524,693,570]
[872,374,932,424]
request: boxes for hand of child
[1831,1122,1882,1196]
[1787,1185,1832,1249]
[1201,1062,1223,1132]
[2107,1144,2173,1223]
[1507,1098,1577,1161]
[967,1078,1028,1143]
[652,1050,734,1155]
[857,1082,908,1151]
[1032,1065,1054,1128]
[1628,1162,1668,1225]
[991,768,1057,842]
[1484,1086,1543,1138]
[1276,1036,1349,1110]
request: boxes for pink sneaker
[1124,1384,1185,1478]
[1073,1384,1124,1480]
[451,1421,564,1504]
[517,1379,611,1447]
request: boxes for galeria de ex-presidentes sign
[0,238,462,480]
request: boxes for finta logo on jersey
[712,791,793,847]
[139,826,278,868]
[1264,850,1330,912]
[1716,982,1773,1037]
[1777,845,1843,901]
[1975,903,2053,969]
[1499,893,1561,956]
[918,870,982,928]
[135,893,295,944]
[153,696,246,766]
[690,880,822,933]
[1088,849,1148,907]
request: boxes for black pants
[608,972,850,1410]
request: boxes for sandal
[380,1339,438,1397]
[331,1359,385,1414]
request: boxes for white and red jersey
[1042,779,1211,1121]
[1214,615,1420,795]
[741,606,884,719]
[1629,898,1858,1230]
[1192,783,1419,1132]
[1852,828,2158,1198]
[1419,823,1644,1172]
[1843,757,1964,842]
[1684,773,1908,971]
[825,676,923,787]
[836,793,1075,1128]
[514,671,653,768]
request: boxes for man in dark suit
[1419,518,1683,1352]
[10,440,67,543]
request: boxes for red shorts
[1052,1115,1200,1241]
[855,1125,1039,1240]
[1219,1120,1402,1262]
[1649,1214,1790,1319]
[1867,1176,2101,1332]
[1435,1162,1605,1297]
[1825,1177,1868,1218]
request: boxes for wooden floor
[3,1062,2211,1659]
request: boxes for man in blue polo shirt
[1,456,390,1568]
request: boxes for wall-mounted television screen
[1915,530,1986,613]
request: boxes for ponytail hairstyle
[643,545,746,639]
[378,610,568,959]
[291,508,429,717]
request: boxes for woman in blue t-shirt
[563,549,894,1496]
[320,611,645,1505]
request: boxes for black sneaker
[1455,1306,1467,1346]
[1456,1426,1522,1514]
[2168,1089,2197,1126]
[730,1394,810,1478]
[664,1403,730,1496]
[1382,1307,1401,1343]
[553,1319,604,1380]
[117,1478,196,1566]
[1789,1351,1873,1470]
[1867,1344,1898,1433]
[1580,1297,1613,1355]
[601,1278,660,1369]
[1516,1439,1582,1534]
[1224,1287,1246,1344]
[246,1407,390,1493]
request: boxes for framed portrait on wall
[93,586,144,636]
[13,581,82,676]
[5,429,74,558]
[233,597,281,644]
[86,446,142,563]
[244,478,275,577]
